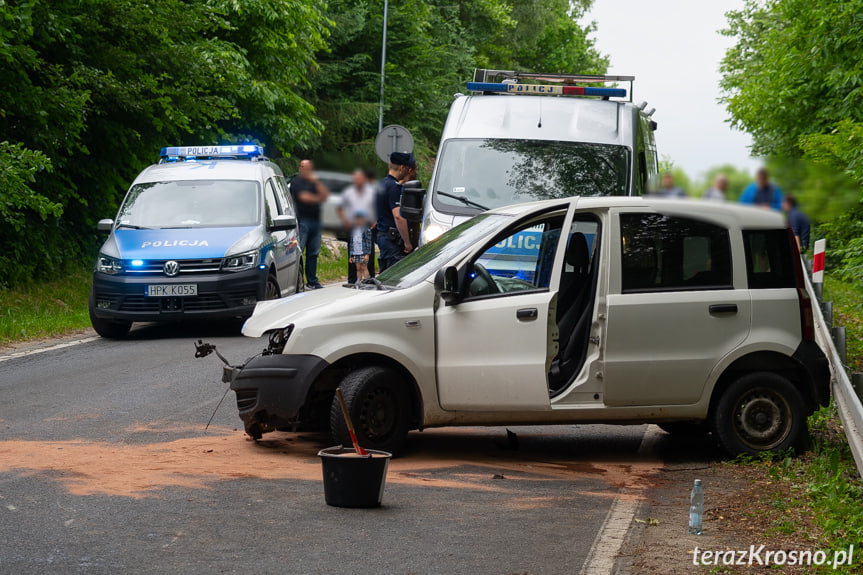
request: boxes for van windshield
[432,139,630,213]
[117,180,260,229]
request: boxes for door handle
[709,304,738,314]
[517,308,538,321]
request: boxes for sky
[585,0,763,179]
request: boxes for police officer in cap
[376,152,414,271]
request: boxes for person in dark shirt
[740,167,783,210]
[290,159,330,289]
[783,194,811,251]
[375,152,413,271]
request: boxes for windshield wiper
[436,191,490,211]
[115,223,149,230]
[356,277,388,291]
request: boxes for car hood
[113,227,257,260]
[242,285,392,337]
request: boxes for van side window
[620,213,732,292]
[274,176,295,215]
[264,179,280,227]
[743,229,796,289]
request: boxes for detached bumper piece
[793,340,831,408]
[228,354,330,439]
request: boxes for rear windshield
[117,180,260,229]
[743,229,796,289]
[432,138,630,214]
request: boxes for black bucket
[318,446,392,508]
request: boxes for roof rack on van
[469,69,634,102]
[159,145,267,164]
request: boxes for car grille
[235,389,257,411]
[124,259,222,275]
[96,289,258,312]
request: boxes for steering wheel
[469,263,500,296]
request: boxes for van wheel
[296,257,305,293]
[330,366,411,455]
[657,421,710,436]
[265,275,280,300]
[88,288,132,339]
[712,372,807,456]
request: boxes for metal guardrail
[803,266,863,479]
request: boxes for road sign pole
[378,0,388,134]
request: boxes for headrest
[566,232,590,270]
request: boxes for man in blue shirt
[739,168,783,210]
[376,152,414,271]
[783,194,811,251]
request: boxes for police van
[417,69,660,246]
[89,145,303,338]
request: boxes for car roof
[489,196,788,228]
[133,160,279,185]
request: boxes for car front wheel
[88,288,132,339]
[330,366,411,455]
[712,372,807,456]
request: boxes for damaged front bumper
[224,353,330,438]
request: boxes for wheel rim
[733,387,792,450]
[266,278,279,300]
[359,385,397,441]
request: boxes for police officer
[376,152,413,271]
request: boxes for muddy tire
[330,366,411,455]
[88,288,132,339]
[712,372,807,456]
[265,274,280,300]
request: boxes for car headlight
[223,250,259,272]
[422,223,446,244]
[97,255,123,275]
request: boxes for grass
[0,243,350,346]
[0,266,93,345]
[724,272,863,573]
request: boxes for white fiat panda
[218,196,829,456]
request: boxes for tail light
[789,228,815,341]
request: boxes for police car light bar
[159,145,264,160]
[466,82,626,98]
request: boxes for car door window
[274,176,295,215]
[264,179,280,227]
[465,214,565,299]
[620,213,732,293]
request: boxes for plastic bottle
[689,479,703,535]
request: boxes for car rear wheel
[712,372,807,456]
[330,366,411,455]
[88,288,132,339]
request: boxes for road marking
[0,336,100,364]
[579,426,660,575]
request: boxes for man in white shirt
[337,169,377,282]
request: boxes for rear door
[603,210,751,406]
[435,210,568,411]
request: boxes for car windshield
[433,139,630,213]
[377,214,509,289]
[117,180,260,229]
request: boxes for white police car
[89,145,303,338]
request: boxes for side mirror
[434,266,460,304]
[400,180,425,223]
[271,214,298,231]
[97,219,114,232]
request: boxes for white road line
[0,336,100,364]
[579,426,659,575]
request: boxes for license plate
[146,284,197,297]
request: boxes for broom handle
[336,388,368,456]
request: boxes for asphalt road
[0,321,674,574]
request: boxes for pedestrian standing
[348,210,373,284]
[658,172,687,198]
[337,169,377,283]
[376,152,413,271]
[783,195,811,251]
[703,174,728,201]
[739,167,783,210]
[290,159,330,289]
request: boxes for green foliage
[765,156,860,224]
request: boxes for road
[0,322,683,574]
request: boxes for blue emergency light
[159,145,264,160]
[466,82,626,99]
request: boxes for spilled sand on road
[0,427,662,499]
